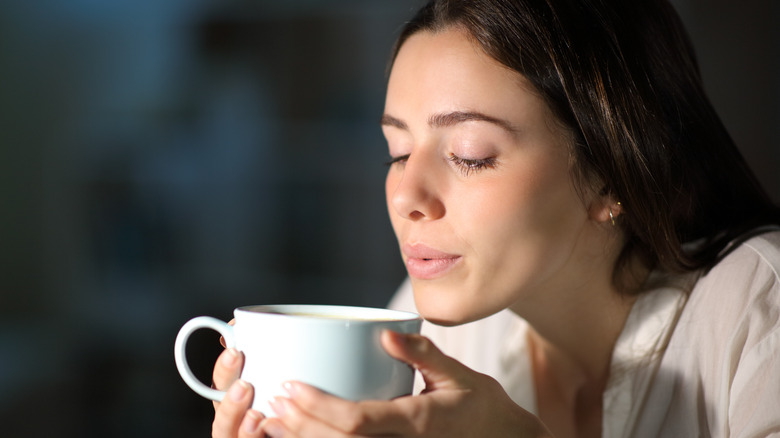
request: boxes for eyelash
[384,154,410,167]
[448,154,497,176]
[384,154,497,176]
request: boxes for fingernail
[268,396,287,418]
[228,379,250,402]
[282,381,298,398]
[261,419,285,438]
[242,410,264,434]
[221,348,239,366]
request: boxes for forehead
[385,28,550,126]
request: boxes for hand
[259,331,553,437]
[211,339,266,437]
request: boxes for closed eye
[448,154,497,176]
[385,154,410,167]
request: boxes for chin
[420,313,464,327]
[411,281,493,327]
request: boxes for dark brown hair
[392,0,780,288]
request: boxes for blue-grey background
[1,0,778,436]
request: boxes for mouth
[402,244,462,280]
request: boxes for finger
[280,382,417,436]
[212,348,244,410]
[212,380,254,438]
[260,417,293,438]
[380,330,470,391]
[237,410,266,438]
[263,396,371,438]
[219,319,236,348]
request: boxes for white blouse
[389,231,780,437]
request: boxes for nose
[387,153,445,221]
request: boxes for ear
[589,196,623,225]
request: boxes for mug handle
[174,316,236,402]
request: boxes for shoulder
[678,230,780,358]
[633,233,780,438]
[718,228,780,274]
[679,230,780,435]
[692,229,780,309]
[737,229,780,275]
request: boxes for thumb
[381,330,471,392]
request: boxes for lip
[402,243,462,280]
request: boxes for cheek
[458,163,584,250]
[385,172,402,234]
[451,173,539,228]
[384,172,393,205]
[384,172,397,212]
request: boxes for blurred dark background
[0,0,777,436]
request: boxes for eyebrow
[381,111,518,134]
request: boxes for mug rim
[234,304,421,323]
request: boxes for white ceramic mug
[174,304,422,416]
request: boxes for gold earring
[609,201,622,226]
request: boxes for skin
[212,27,636,438]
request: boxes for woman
[211,0,780,436]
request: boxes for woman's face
[383,28,602,326]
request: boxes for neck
[509,234,646,395]
[515,257,641,438]
[522,283,636,390]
